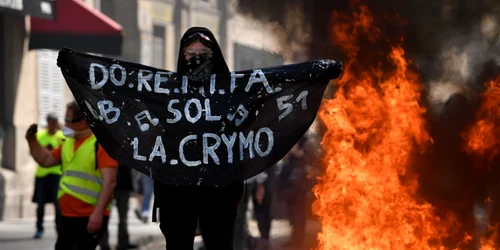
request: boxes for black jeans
[155,182,243,250]
[99,189,132,248]
[55,215,109,250]
[33,174,61,233]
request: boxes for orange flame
[312,4,460,249]
[459,75,500,249]
[462,76,500,164]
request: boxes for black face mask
[185,55,214,83]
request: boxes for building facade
[0,0,124,220]
[0,0,295,220]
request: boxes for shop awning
[29,0,123,55]
[0,0,55,20]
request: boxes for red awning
[29,0,123,55]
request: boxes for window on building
[37,50,65,127]
[94,0,101,11]
[152,25,166,69]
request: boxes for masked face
[62,126,91,138]
[62,126,76,138]
[185,54,214,83]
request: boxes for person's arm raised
[25,124,61,167]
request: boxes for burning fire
[460,76,500,249]
[312,4,460,249]
[462,76,500,165]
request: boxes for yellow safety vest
[35,130,65,177]
[57,135,110,208]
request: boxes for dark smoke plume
[237,0,500,98]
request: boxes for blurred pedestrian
[252,172,273,249]
[31,113,65,239]
[25,101,118,250]
[99,164,139,250]
[233,180,257,250]
[280,138,310,248]
[131,169,144,221]
[135,174,154,223]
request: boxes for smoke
[236,0,500,107]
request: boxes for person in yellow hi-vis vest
[31,113,65,239]
[26,101,118,250]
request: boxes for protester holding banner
[31,113,65,239]
[25,101,118,250]
[152,27,244,250]
[56,24,341,250]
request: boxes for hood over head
[177,27,230,75]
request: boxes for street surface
[0,199,316,250]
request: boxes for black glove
[57,48,70,68]
[25,124,38,141]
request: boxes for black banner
[57,48,342,186]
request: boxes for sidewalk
[0,201,167,250]
[0,200,318,250]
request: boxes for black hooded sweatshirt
[152,28,241,223]
[177,27,230,76]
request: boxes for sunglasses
[65,117,84,123]
[183,32,212,42]
[184,48,213,58]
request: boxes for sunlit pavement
[0,200,163,250]
[154,219,321,250]
[0,198,321,250]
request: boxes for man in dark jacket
[153,27,243,250]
